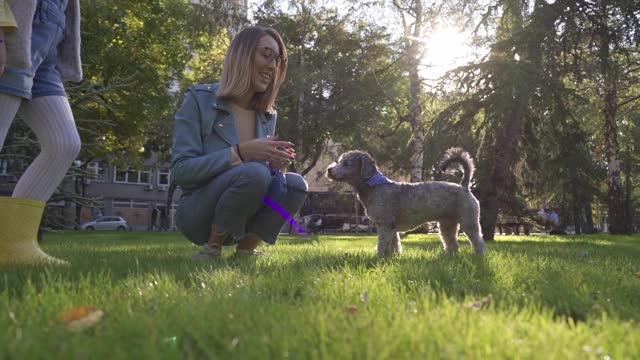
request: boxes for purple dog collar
[366,172,394,186]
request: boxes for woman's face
[250,35,281,94]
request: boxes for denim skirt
[0,0,69,99]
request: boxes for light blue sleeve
[171,89,233,188]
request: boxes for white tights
[0,94,81,202]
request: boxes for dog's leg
[461,219,485,255]
[438,219,459,255]
[376,226,401,257]
[392,231,402,254]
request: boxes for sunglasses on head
[256,46,287,65]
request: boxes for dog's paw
[376,249,402,258]
[474,243,486,255]
[443,247,459,255]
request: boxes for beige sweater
[229,103,257,164]
[4,0,82,82]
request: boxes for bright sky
[413,26,479,81]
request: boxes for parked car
[0,174,18,183]
[300,214,374,233]
[80,216,129,231]
[0,174,19,195]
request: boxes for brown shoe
[192,244,222,261]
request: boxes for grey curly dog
[326,148,486,257]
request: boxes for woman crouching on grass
[171,26,308,260]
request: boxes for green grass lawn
[1,231,639,359]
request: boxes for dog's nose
[325,163,336,179]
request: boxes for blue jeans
[175,162,308,245]
[0,0,69,99]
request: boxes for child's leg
[0,93,22,149]
[13,96,81,201]
[0,94,71,266]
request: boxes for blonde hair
[216,27,288,113]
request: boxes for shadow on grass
[400,233,640,259]
[487,238,640,259]
[2,232,639,323]
[377,234,640,322]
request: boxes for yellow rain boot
[0,197,69,266]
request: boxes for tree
[2,0,232,227]
[564,0,640,233]
[388,0,450,182]
[253,0,403,176]
[437,0,574,240]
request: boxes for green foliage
[69,0,239,164]
[77,0,196,162]
[554,0,640,233]
[2,0,639,232]
[432,0,640,233]
[1,232,639,358]
[179,30,229,90]
[253,1,406,175]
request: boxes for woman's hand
[270,146,296,172]
[0,29,6,77]
[237,136,296,164]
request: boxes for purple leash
[262,196,307,236]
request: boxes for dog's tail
[439,147,475,189]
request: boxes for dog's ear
[359,153,377,179]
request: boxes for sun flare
[419,26,477,81]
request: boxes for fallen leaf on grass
[635,272,640,279]
[8,311,17,324]
[163,336,178,346]
[52,306,104,332]
[359,291,369,303]
[344,305,359,313]
[467,295,492,311]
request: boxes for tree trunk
[293,1,308,174]
[476,62,530,241]
[583,202,595,234]
[602,75,626,234]
[496,87,528,183]
[475,131,498,241]
[598,6,627,234]
[296,48,305,153]
[624,151,633,233]
[473,1,562,240]
[290,0,309,172]
[407,56,425,182]
[74,177,82,227]
[404,0,424,182]
[573,199,581,235]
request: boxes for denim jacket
[171,83,277,191]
